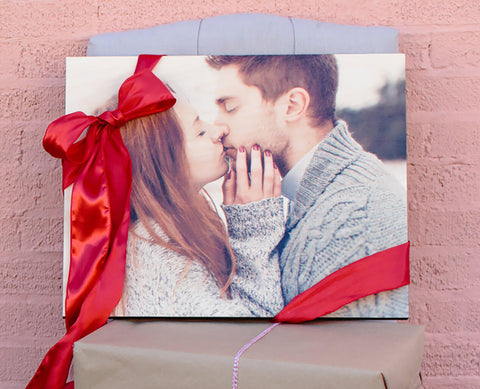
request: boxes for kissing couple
[111,55,408,318]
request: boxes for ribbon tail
[25,333,73,389]
[134,55,163,73]
[275,242,410,323]
[26,207,130,389]
[64,136,111,328]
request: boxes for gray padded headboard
[87,13,398,56]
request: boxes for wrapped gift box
[74,320,424,389]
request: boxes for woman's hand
[223,145,282,205]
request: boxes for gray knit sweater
[279,121,409,318]
[115,197,285,318]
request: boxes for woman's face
[174,98,229,189]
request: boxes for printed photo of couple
[64,54,408,319]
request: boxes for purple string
[232,322,281,389]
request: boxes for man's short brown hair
[207,55,338,127]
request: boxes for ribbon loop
[43,112,96,161]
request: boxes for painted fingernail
[253,144,260,151]
[239,146,245,153]
[273,162,278,170]
[265,150,271,157]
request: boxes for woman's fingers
[235,146,249,202]
[249,145,263,195]
[222,169,236,205]
[273,163,282,198]
[226,145,281,204]
[263,150,275,198]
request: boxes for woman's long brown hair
[119,109,235,296]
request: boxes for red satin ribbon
[134,54,164,73]
[27,55,173,389]
[275,242,410,323]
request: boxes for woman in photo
[112,93,286,317]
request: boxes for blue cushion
[87,13,398,56]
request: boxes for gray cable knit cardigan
[115,197,285,318]
[279,121,409,318]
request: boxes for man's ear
[284,87,310,123]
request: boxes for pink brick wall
[0,1,478,388]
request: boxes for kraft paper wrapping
[74,320,424,389]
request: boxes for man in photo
[207,55,408,317]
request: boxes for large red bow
[27,56,174,389]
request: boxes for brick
[422,376,480,389]
[0,252,63,295]
[92,0,480,32]
[19,216,63,252]
[395,0,480,25]
[0,0,98,39]
[0,218,20,252]
[0,86,65,122]
[406,122,431,161]
[409,290,480,333]
[408,210,480,246]
[21,123,62,170]
[430,31,480,70]
[0,168,62,217]
[408,163,480,210]
[330,0,479,26]
[410,247,480,291]
[426,121,480,161]
[0,297,64,338]
[399,33,431,70]
[273,0,338,22]
[407,293,428,327]
[0,381,32,389]
[0,168,35,217]
[31,168,64,210]
[95,0,244,32]
[0,40,22,76]
[423,334,480,376]
[0,124,23,168]
[407,119,480,165]
[277,0,480,26]
[407,74,480,112]
[0,345,50,381]
[17,40,88,79]
[426,294,480,333]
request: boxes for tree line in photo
[337,79,406,161]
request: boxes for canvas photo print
[64,54,408,318]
